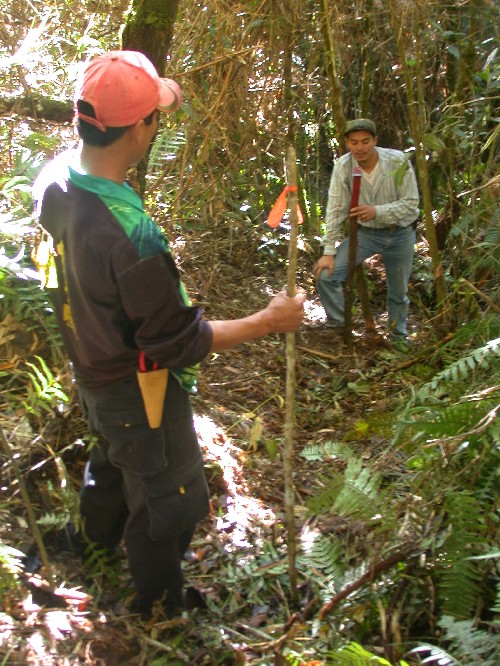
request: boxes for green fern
[302,534,347,580]
[300,440,354,462]
[436,493,489,619]
[408,399,496,439]
[437,615,499,666]
[22,355,69,415]
[417,338,500,402]
[306,459,390,523]
[407,644,458,665]
[148,128,186,169]
[0,542,25,601]
[328,641,409,665]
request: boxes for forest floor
[0,218,440,664]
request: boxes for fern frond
[306,459,391,524]
[439,557,484,619]
[0,542,25,601]
[37,512,70,530]
[328,641,396,665]
[409,400,496,439]
[418,338,500,400]
[300,440,354,462]
[436,493,489,619]
[301,534,346,580]
[306,473,344,515]
[407,644,458,666]
[437,616,499,666]
[494,581,500,614]
[335,459,388,516]
[149,129,186,168]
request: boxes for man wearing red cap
[33,50,305,619]
[313,119,420,343]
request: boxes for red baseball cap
[75,50,182,131]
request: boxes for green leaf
[423,133,447,153]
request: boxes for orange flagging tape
[266,185,304,228]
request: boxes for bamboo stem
[284,146,299,601]
[388,0,448,323]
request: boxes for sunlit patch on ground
[304,298,327,326]
[194,414,277,550]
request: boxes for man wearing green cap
[313,118,420,341]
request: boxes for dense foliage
[0,0,498,664]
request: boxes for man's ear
[374,135,378,145]
[130,119,144,134]
[128,119,146,144]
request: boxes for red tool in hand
[350,166,363,219]
[347,166,362,273]
[344,166,363,342]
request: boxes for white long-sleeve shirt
[322,147,420,255]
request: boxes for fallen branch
[254,545,418,656]
[319,544,417,619]
[296,345,342,362]
[459,277,500,314]
[385,332,455,374]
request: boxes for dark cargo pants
[77,374,209,613]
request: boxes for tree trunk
[121,0,181,194]
[121,0,180,77]
[318,0,346,147]
[388,0,449,328]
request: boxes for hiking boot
[389,335,411,352]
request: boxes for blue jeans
[317,225,416,336]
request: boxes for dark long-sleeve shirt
[34,155,212,389]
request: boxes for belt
[360,224,401,233]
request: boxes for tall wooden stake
[344,167,362,345]
[284,146,299,601]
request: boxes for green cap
[344,118,377,136]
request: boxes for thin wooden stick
[284,146,299,601]
[344,168,362,345]
[0,425,55,588]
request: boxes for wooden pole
[284,145,299,601]
[344,167,362,344]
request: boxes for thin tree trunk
[388,0,448,326]
[0,426,55,588]
[318,0,346,141]
[121,0,180,76]
[344,169,362,344]
[121,0,181,195]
